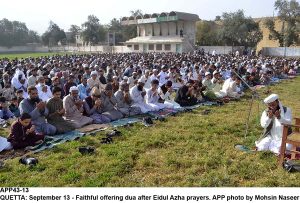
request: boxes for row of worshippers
[0,66,247,123]
[1,69,243,151]
[0,78,180,151]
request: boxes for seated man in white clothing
[129,78,153,113]
[158,81,181,109]
[255,94,292,154]
[146,79,166,111]
[221,75,244,99]
[35,76,52,102]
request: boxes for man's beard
[30,97,40,103]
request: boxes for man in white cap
[35,76,52,102]
[63,86,93,128]
[87,71,104,91]
[158,65,169,87]
[212,71,226,98]
[255,94,292,154]
[130,78,153,113]
[128,72,138,89]
[150,69,159,82]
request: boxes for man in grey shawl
[100,83,123,121]
[83,87,111,124]
[19,86,57,135]
[63,86,93,128]
[114,82,142,117]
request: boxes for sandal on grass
[100,137,113,144]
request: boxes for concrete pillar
[137,26,140,37]
[153,23,160,36]
[152,24,154,36]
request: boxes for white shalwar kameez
[255,102,292,154]
[129,85,153,113]
[145,89,165,111]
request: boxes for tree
[68,25,81,44]
[81,15,106,45]
[107,18,124,45]
[41,21,67,46]
[215,16,221,21]
[122,10,143,41]
[0,18,40,47]
[219,10,262,47]
[196,21,223,46]
[27,30,41,43]
[130,9,143,17]
[264,0,300,47]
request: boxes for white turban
[213,70,219,75]
[138,78,145,83]
[69,86,79,92]
[264,94,279,104]
[205,72,211,76]
[91,71,98,76]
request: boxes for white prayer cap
[205,71,211,76]
[138,78,145,83]
[91,71,98,76]
[123,76,128,80]
[264,94,279,104]
[213,70,219,75]
[153,69,158,72]
[69,86,79,92]
[145,69,150,73]
[113,76,118,79]
[83,64,88,68]
[37,75,44,80]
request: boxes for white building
[121,11,199,53]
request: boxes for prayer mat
[78,124,109,133]
[31,130,86,153]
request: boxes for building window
[164,44,171,51]
[156,44,162,51]
[149,44,154,50]
[127,45,132,48]
[134,45,139,50]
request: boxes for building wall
[161,22,169,36]
[262,47,300,57]
[145,24,153,36]
[0,45,48,53]
[197,46,245,55]
[169,22,176,35]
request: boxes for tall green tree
[107,18,124,45]
[0,18,40,47]
[264,0,300,47]
[81,15,106,45]
[41,21,67,46]
[220,10,262,47]
[196,21,223,46]
[68,25,81,44]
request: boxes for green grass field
[0,52,70,60]
[0,70,300,187]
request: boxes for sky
[0,0,278,34]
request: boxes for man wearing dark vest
[255,94,292,154]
